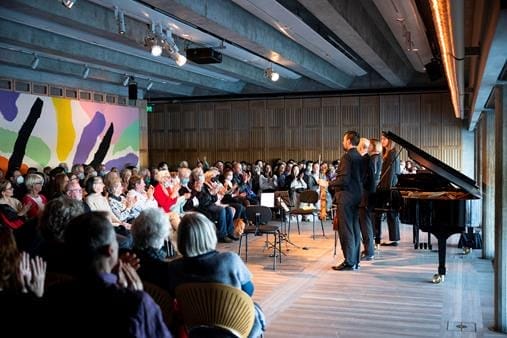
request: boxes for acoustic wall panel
[215,102,231,130]
[199,103,214,129]
[340,96,360,131]
[163,104,179,130]
[302,98,321,127]
[380,95,400,135]
[249,100,266,128]
[359,96,380,140]
[149,92,463,171]
[231,101,249,131]
[285,98,302,127]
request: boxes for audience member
[44,211,171,337]
[166,212,265,338]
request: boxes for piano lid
[383,131,481,199]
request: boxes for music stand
[269,191,300,250]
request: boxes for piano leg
[414,202,420,250]
[432,234,449,284]
[437,236,447,276]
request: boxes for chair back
[143,281,175,329]
[299,190,319,204]
[245,205,272,225]
[175,282,255,338]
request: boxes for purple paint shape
[104,153,139,170]
[0,91,20,121]
[73,111,106,165]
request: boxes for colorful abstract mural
[0,90,139,174]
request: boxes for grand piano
[383,131,481,283]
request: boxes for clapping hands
[19,252,47,298]
[115,260,143,291]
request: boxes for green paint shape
[113,120,139,154]
[0,127,51,167]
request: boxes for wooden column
[483,110,495,259]
[494,84,507,333]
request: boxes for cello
[318,155,328,221]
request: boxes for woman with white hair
[22,173,47,220]
[167,212,265,338]
[131,208,173,287]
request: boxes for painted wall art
[0,90,139,174]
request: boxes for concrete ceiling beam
[297,0,414,87]
[142,0,354,89]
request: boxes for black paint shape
[7,98,43,176]
[88,123,114,169]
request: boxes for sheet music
[260,192,275,208]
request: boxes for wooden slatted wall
[148,92,462,170]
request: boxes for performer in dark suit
[329,131,363,271]
[374,132,401,246]
[357,138,375,260]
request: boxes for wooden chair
[175,282,256,338]
[238,205,282,270]
[287,189,326,239]
[143,281,175,330]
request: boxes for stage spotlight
[30,55,40,70]
[114,7,126,35]
[172,52,187,66]
[82,66,90,79]
[151,44,163,57]
[264,67,279,82]
[146,81,153,91]
[62,0,77,8]
[122,75,130,86]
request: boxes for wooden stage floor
[217,218,504,338]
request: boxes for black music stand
[238,205,282,270]
[272,191,301,250]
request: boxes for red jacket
[22,194,47,219]
[153,184,177,212]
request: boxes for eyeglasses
[5,187,14,191]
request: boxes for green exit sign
[147,104,154,113]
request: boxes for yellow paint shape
[52,98,76,161]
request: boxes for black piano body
[383,131,481,282]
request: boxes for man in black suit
[329,131,363,271]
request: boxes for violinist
[329,131,363,271]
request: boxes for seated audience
[65,179,91,213]
[131,208,173,287]
[128,175,158,216]
[38,196,85,273]
[22,173,47,220]
[108,178,137,223]
[0,225,46,336]
[166,212,265,338]
[85,176,132,249]
[44,211,171,337]
[0,179,31,230]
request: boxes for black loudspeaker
[128,81,137,100]
[425,59,443,81]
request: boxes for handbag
[233,218,246,237]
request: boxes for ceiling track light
[264,67,280,82]
[82,65,90,79]
[30,54,40,70]
[144,24,186,67]
[122,75,130,86]
[62,0,77,9]
[114,7,126,35]
[170,52,187,66]
[145,23,165,57]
